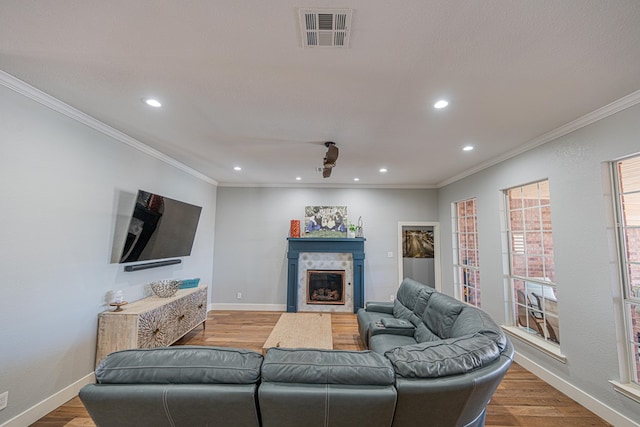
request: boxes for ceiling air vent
[298,8,352,48]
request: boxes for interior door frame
[397,221,441,291]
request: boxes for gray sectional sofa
[80,346,398,427]
[357,277,514,427]
[80,278,512,427]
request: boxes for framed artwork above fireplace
[304,206,347,237]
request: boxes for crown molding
[217,182,437,189]
[437,89,640,188]
[0,70,218,186]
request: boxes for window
[613,154,640,386]
[505,180,559,344]
[453,198,481,307]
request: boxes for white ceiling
[2,0,640,187]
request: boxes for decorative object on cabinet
[179,278,200,289]
[95,286,207,367]
[150,279,181,297]
[109,301,128,312]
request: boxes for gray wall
[438,103,640,421]
[213,187,438,306]
[0,83,217,425]
[3,69,640,425]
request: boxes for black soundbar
[124,259,182,272]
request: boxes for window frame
[452,197,481,307]
[504,179,560,346]
[612,154,640,388]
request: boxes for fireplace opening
[306,270,345,305]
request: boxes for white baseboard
[514,353,639,427]
[209,303,287,311]
[0,373,95,427]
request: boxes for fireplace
[306,270,345,305]
[286,237,365,313]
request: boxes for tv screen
[119,190,202,263]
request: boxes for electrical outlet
[387,251,393,258]
[236,292,242,299]
[390,295,395,302]
[0,391,8,411]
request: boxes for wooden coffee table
[262,313,333,355]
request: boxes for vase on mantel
[290,220,301,238]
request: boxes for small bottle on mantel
[114,290,124,304]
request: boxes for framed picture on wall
[398,222,441,291]
[304,206,347,237]
[402,229,434,258]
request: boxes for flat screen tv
[119,190,202,263]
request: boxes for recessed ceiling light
[434,100,448,109]
[353,178,360,182]
[143,98,162,108]
[462,145,474,152]
[379,168,388,173]
[233,166,242,171]
[296,177,302,181]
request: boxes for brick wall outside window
[506,180,559,344]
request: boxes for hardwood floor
[31,311,611,427]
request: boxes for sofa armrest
[384,333,500,378]
[365,301,394,314]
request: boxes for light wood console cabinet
[95,286,208,367]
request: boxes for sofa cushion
[450,306,507,351]
[393,298,414,321]
[394,278,432,323]
[95,346,263,384]
[412,286,434,319]
[369,333,419,355]
[394,278,427,310]
[262,348,395,385]
[413,323,441,343]
[384,334,501,378]
[422,293,464,339]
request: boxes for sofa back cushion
[95,346,263,384]
[422,293,464,339]
[450,306,507,351]
[393,278,433,323]
[261,348,395,385]
[384,334,501,378]
[413,323,441,343]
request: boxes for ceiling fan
[322,142,339,178]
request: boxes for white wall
[0,82,217,425]
[438,103,640,423]
[213,187,438,308]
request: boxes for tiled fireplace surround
[286,238,365,313]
